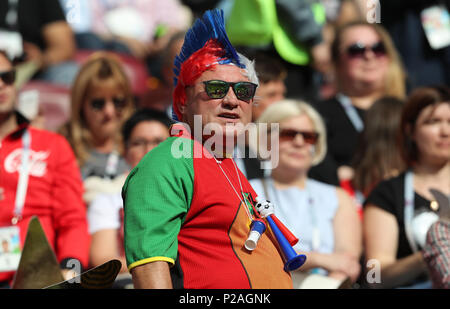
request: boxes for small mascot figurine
[255,199,298,246]
[254,199,274,218]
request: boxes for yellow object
[226,0,326,66]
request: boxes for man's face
[125,120,170,168]
[180,64,254,142]
[252,79,286,121]
[0,54,16,115]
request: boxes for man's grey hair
[238,53,259,86]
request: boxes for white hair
[256,99,328,166]
[238,53,259,86]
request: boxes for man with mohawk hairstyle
[122,9,294,289]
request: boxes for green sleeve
[122,138,194,270]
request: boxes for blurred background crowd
[0,0,449,289]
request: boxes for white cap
[244,230,262,251]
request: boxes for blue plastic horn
[266,215,306,272]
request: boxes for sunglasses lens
[0,70,16,85]
[346,44,365,58]
[204,80,229,99]
[302,132,319,144]
[347,42,386,58]
[279,129,318,144]
[371,42,386,56]
[204,80,257,101]
[279,129,298,140]
[113,97,127,109]
[234,82,256,100]
[90,98,105,110]
[90,97,127,110]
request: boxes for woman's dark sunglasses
[90,97,127,110]
[346,42,386,59]
[203,80,257,101]
[0,69,16,85]
[279,129,319,145]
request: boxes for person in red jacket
[0,50,90,287]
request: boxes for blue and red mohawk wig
[172,9,257,122]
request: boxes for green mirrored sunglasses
[202,80,257,102]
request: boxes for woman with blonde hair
[311,21,407,186]
[251,99,362,287]
[62,52,135,201]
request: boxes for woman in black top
[310,21,406,186]
[364,86,450,288]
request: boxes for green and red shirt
[123,125,292,288]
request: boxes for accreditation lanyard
[404,170,419,253]
[12,129,31,225]
[308,192,320,252]
[217,157,257,223]
[336,93,364,133]
[269,179,320,251]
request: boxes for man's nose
[222,87,239,108]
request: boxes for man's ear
[179,86,194,117]
[178,103,186,115]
